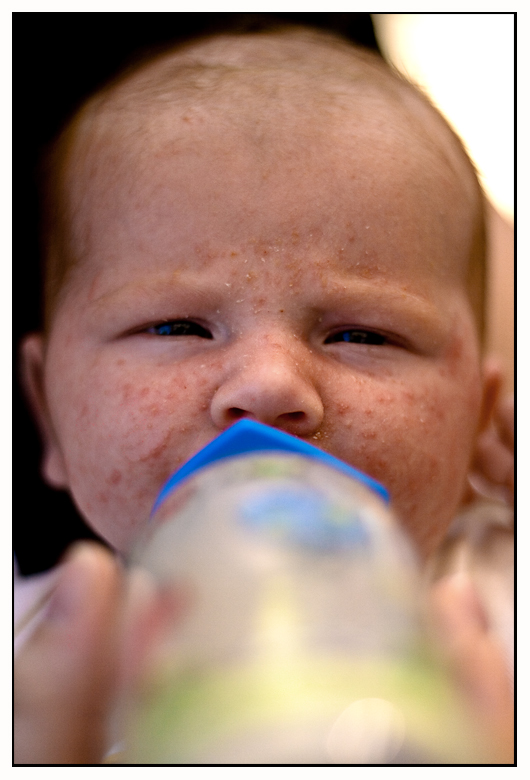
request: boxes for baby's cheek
[326,371,480,556]
[352,386,447,473]
[388,379,480,552]
[116,379,187,464]
[64,363,215,549]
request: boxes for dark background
[13,13,381,575]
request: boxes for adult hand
[429,571,514,764]
[14,543,123,765]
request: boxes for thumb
[14,542,123,765]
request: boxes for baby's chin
[73,496,153,558]
[398,503,461,563]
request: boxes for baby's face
[36,105,488,558]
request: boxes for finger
[429,573,514,763]
[120,568,194,688]
[14,542,123,765]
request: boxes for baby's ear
[469,357,514,505]
[19,333,69,490]
[477,357,504,434]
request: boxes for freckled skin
[37,94,490,560]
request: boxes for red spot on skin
[449,336,463,360]
[135,432,173,464]
[362,430,377,440]
[109,469,122,485]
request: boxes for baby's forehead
[71,32,477,206]
[84,36,417,139]
[48,32,485,334]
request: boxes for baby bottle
[121,420,490,764]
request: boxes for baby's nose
[210,338,324,437]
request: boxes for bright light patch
[326,697,406,763]
[373,14,514,219]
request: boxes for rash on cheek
[115,380,184,464]
[108,469,122,485]
[321,366,481,558]
[61,362,218,551]
[390,380,480,554]
[111,369,216,474]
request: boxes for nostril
[281,411,306,422]
[227,408,248,421]
[226,409,306,424]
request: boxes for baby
[15,27,513,763]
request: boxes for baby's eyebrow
[311,278,437,313]
[89,272,214,310]
[306,271,446,318]
[87,269,452,345]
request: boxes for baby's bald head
[42,27,486,334]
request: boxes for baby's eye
[325,329,388,345]
[146,321,213,338]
